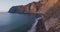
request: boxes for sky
[0,0,39,12]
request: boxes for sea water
[0,12,42,32]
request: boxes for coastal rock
[9,1,41,13]
[9,0,60,32]
[9,6,25,13]
[40,0,60,32]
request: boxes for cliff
[8,1,41,13]
[9,0,60,32]
[39,0,60,32]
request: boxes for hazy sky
[0,0,39,12]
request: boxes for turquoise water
[0,13,36,32]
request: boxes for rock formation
[39,0,60,32]
[8,1,41,13]
[9,0,60,32]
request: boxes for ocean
[0,12,38,32]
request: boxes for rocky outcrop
[9,0,60,32]
[40,0,60,32]
[9,5,25,13]
[8,1,41,13]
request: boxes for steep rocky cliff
[9,0,60,32]
[8,1,41,13]
[39,0,60,32]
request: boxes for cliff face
[9,1,41,13]
[9,0,60,32]
[40,0,60,32]
[9,6,25,13]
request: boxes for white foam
[28,16,43,32]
